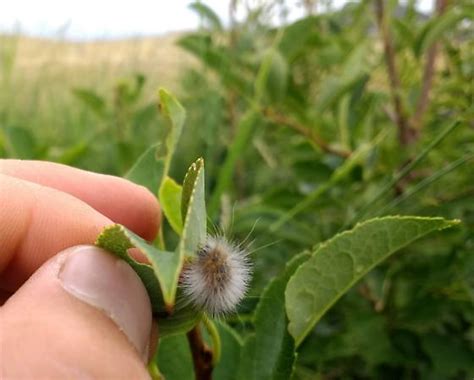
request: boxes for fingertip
[131,184,161,242]
[0,175,112,290]
[0,160,161,241]
[104,177,161,241]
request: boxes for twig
[375,0,414,145]
[411,0,449,131]
[358,282,384,312]
[187,325,214,380]
[227,0,245,199]
[262,107,352,158]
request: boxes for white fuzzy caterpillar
[181,235,251,316]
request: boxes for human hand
[0,159,160,378]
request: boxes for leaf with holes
[125,143,164,194]
[126,88,185,194]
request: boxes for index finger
[0,160,160,241]
[0,174,112,292]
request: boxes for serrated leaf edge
[181,157,204,222]
[179,158,205,260]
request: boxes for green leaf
[237,335,256,380]
[252,252,311,380]
[278,16,320,62]
[125,144,164,194]
[208,110,259,217]
[158,290,202,337]
[133,103,159,129]
[420,333,474,376]
[157,334,194,380]
[72,88,107,118]
[96,224,182,310]
[267,51,288,103]
[393,19,416,48]
[213,322,243,380]
[4,126,36,158]
[414,8,468,57]
[341,40,371,80]
[285,216,460,346]
[177,34,251,96]
[351,120,461,223]
[128,235,182,310]
[189,2,223,31]
[181,157,204,223]
[327,311,398,367]
[179,158,207,258]
[255,48,288,103]
[159,176,183,235]
[95,224,164,313]
[316,73,368,113]
[126,89,185,194]
[270,137,380,231]
[377,154,474,216]
[156,322,239,380]
[159,88,186,178]
[313,41,371,113]
[54,141,89,165]
[115,158,206,315]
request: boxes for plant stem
[262,107,351,158]
[358,282,384,312]
[187,324,214,380]
[375,0,413,145]
[227,0,245,200]
[411,0,449,131]
[208,109,259,218]
[202,315,221,366]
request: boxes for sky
[0,0,433,40]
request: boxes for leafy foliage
[245,252,311,380]
[286,216,460,345]
[1,1,473,378]
[98,90,462,379]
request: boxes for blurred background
[1,1,473,378]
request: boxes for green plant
[1,1,472,378]
[92,88,462,379]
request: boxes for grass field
[2,32,192,91]
[0,32,197,171]
[1,33,192,133]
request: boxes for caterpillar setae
[181,235,252,316]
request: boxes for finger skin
[0,159,160,241]
[0,174,110,291]
[1,249,150,379]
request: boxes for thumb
[1,245,152,379]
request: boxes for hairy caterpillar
[181,235,251,316]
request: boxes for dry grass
[1,32,195,100]
[0,32,197,146]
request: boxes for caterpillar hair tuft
[181,235,251,316]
